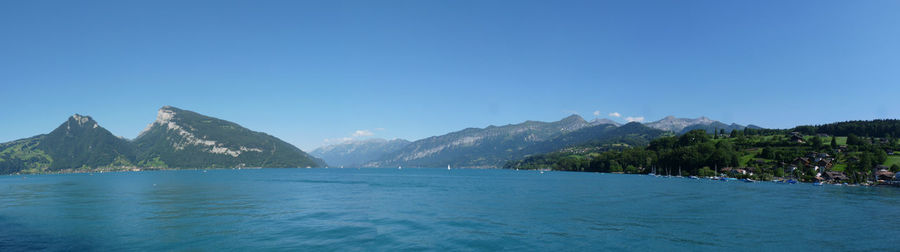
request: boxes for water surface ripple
[1,169,898,251]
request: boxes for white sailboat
[447,164,451,171]
[398,166,402,170]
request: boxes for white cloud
[625,116,645,123]
[593,110,601,117]
[352,129,374,137]
[374,128,386,131]
[609,112,621,118]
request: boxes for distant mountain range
[2,109,760,174]
[310,138,410,167]
[0,106,323,174]
[360,115,596,168]
[312,115,754,168]
[644,116,760,134]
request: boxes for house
[823,171,849,182]
[789,132,805,143]
[876,170,895,182]
[787,165,798,173]
[793,157,811,166]
[816,159,833,169]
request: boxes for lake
[1,168,899,251]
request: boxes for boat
[448,164,451,171]
[689,176,699,179]
[740,178,755,183]
[786,179,798,184]
[813,182,824,186]
[398,166,402,170]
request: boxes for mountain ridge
[362,115,667,168]
[0,106,324,174]
[311,138,410,167]
[644,115,752,134]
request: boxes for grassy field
[833,136,847,146]
[885,155,900,167]
[803,136,847,146]
[832,163,847,172]
[738,148,762,167]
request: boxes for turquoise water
[1,168,899,251]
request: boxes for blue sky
[2,0,899,151]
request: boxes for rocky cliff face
[134,106,324,168]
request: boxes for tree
[854,153,875,183]
[760,147,774,159]
[678,130,710,147]
[875,149,888,164]
[831,136,838,147]
[699,166,715,177]
[892,164,900,173]
[848,134,862,146]
[811,136,823,150]
[625,165,638,174]
[720,129,726,136]
[609,160,623,173]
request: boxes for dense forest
[505,120,900,184]
[791,119,900,138]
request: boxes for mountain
[364,115,591,168]
[521,122,667,155]
[134,106,323,168]
[0,114,136,174]
[680,122,748,135]
[645,116,755,134]
[0,107,325,174]
[590,118,621,127]
[311,138,410,167]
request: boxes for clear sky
[2,0,899,151]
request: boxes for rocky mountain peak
[69,114,95,125]
[65,114,99,130]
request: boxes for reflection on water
[1,169,899,250]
